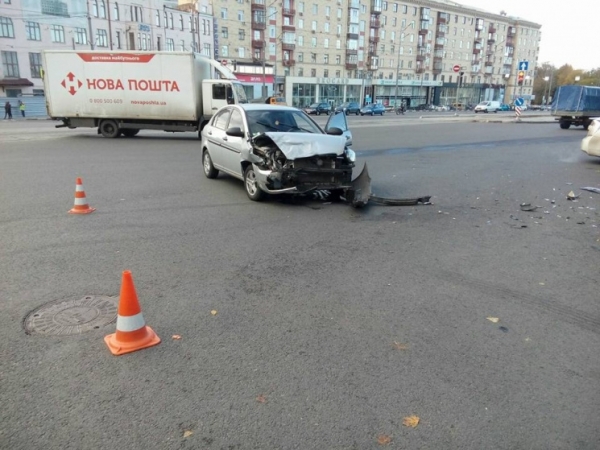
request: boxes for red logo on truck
[61,72,83,95]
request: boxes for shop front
[372,79,443,108]
[285,77,364,110]
[234,73,275,100]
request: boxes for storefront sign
[375,80,443,87]
[317,77,350,85]
[235,74,274,83]
[139,24,150,32]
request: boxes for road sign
[515,97,524,107]
[453,65,460,73]
[519,61,529,71]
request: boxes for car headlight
[344,148,356,163]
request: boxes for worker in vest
[18,100,25,117]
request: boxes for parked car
[335,102,361,115]
[413,104,436,111]
[581,118,600,158]
[360,103,386,116]
[474,101,500,113]
[201,105,356,201]
[303,102,331,115]
[499,103,511,111]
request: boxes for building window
[95,29,108,47]
[311,68,316,77]
[92,0,98,17]
[324,69,328,77]
[113,2,120,20]
[116,31,121,49]
[298,68,303,76]
[99,0,106,18]
[1,51,19,77]
[180,40,185,51]
[155,10,160,26]
[311,20,317,30]
[238,47,245,57]
[222,27,228,38]
[222,45,228,56]
[0,16,14,37]
[310,52,316,62]
[311,37,316,47]
[74,27,87,45]
[169,13,174,29]
[203,43,211,57]
[298,52,303,62]
[312,3,317,14]
[238,10,244,21]
[50,25,65,43]
[323,38,328,48]
[179,15,184,30]
[323,54,329,64]
[239,29,245,40]
[25,21,41,41]
[166,38,174,51]
[221,8,227,19]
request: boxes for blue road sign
[515,97,524,107]
[519,61,529,71]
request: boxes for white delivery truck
[42,50,247,138]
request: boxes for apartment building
[217,0,541,107]
[0,0,214,96]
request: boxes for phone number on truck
[89,98,124,104]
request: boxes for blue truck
[551,85,600,130]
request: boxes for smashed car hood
[255,132,347,159]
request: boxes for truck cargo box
[551,85,600,114]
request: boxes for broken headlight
[344,148,356,163]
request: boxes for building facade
[0,0,214,96]
[216,0,541,107]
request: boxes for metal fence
[1,96,48,118]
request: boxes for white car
[581,118,600,158]
[200,104,357,201]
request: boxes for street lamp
[503,73,510,104]
[575,75,581,84]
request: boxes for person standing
[4,101,12,119]
[18,100,25,117]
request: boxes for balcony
[416,54,425,62]
[252,19,266,30]
[508,27,516,36]
[433,56,442,62]
[282,24,295,31]
[487,35,496,44]
[370,18,380,28]
[369,36,380,45]
[371,0,382,14]
[282,42,295,51]
[438,12,449,23]
[489,25,496,33]
[471,66,480,73]
[433,67,442,74]
[252,39,264,48]
[345,49,358,55]
[485,61,493,66]
[472,48,481,54]
[419,28,428,36]
[282,59,295,67]
[282,8,295,15]
[474,37,483,44]
[436,28,445,37]
[484,66,493,74]
[251,0,265,10]
[415,67,425,74]
[345,62,358,70]
[506,36,514,46]
[347,32,359,40]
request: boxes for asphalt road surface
[1,116,599,450]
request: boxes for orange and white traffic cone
[104,270,161,355]
[68,177,96,214]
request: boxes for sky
[459,0,599,71]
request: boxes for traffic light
[517,70,525,85]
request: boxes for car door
[220,108,248,177]
[325,111,352,147]
[205,108,231,169]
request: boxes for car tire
[326,111,330,115]
[356,111,359,115]
[559,120,571,130]
[202,150,219,179]
[381,111,385,115]
[317,111,321,116]
[121,129,139,137]
[244,165,265,201]
[360,113,364,116]
[99,119,120,138]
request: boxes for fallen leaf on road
[393,341,408,350]
[403,416,420,428]
[539,282,545,286]
[172,335,182,340]
[183,431,193,438]
[487,317,499,323]
[376,435,392,445]
[256,394,267,403]
[211,310,218,316]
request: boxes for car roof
[239,104,301,112]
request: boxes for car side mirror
[226,127,245,137]
[326,127,343,136]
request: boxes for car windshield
[246,109,323,136]
[309,103,319,108]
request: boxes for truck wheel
[583,119,592,130]
[202,150,219,179]
[99,120,120,138]
[559,120,571,130]
[121,129,139,137]
[243,165,265,201]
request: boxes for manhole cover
[24,296,118,335]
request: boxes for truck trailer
[42,51,247,138]
[551,85,600,130]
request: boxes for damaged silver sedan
[201,104,367,204]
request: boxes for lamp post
[575,75,581,84]
[543,75,549,105]
[503,73,510,104]
[393,24,412,109]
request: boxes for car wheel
[371,112,374,116]
[381,111,385,115]
[360,113,364,116]
[203,150,219,179]
[317,111,321,116]
[244,165,265,201]
[121,129,139,137]
[559,120,571,129]
[99,119,120,138]
[356,111,359,115]
[326,111,330,115]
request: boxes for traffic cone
[68,177,96,214]
[104,270,161,355]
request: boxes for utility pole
[106,0,113,50]
[87,0,95,50]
